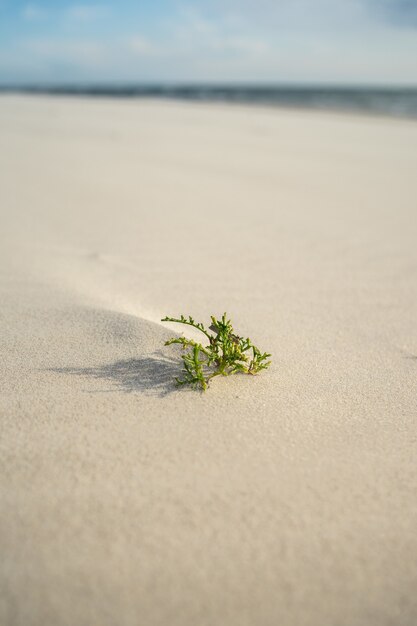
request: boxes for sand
[0,95,417,626]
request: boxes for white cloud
[21,4,47,21]
[165,7,269,58]
[65,4,110,22]
[214,37,268,55]
[24,38,108,69]
[129,37,157,57]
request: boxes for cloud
[129,37,157,57]
[202,0,417,32]
[22,38,109,71]
[166,7,269,57]
[21,4,47,21]
[220,37,268,55]
[65,4,110,22]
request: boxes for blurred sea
[2,84,417,119]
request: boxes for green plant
[161,313,271,391]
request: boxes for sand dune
[1,95,417,626]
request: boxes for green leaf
[161,313,271,391]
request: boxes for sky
[0,0,417,85]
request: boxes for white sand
[1,95,417,626]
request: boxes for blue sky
[0,1,416,84]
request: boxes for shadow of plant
[50,351,182,397]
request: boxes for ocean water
[2,84,417,119]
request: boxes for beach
[1,94,417,625]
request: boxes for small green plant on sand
[161,313,271,391]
